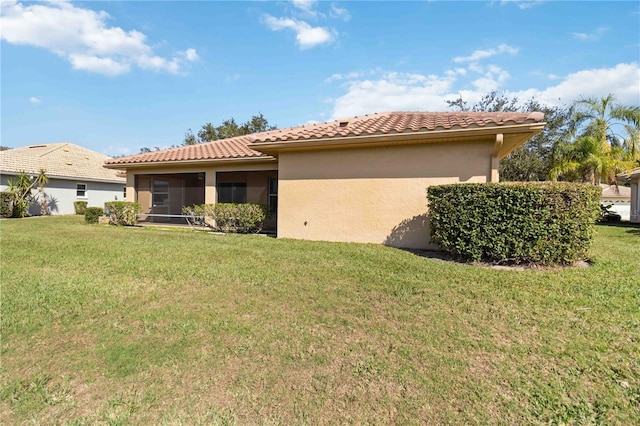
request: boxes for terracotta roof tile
[105,111,544,166]
[251,111,545,143]
[1,143,124,182]
[105,135,269,166]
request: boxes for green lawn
[1,216,638,425]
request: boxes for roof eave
[1,170,125,184]
[103,155,277,170]
[251,122,547,155]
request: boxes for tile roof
[251,111,545,143]
[1,143,125,182]
[105,111,545,166]
[600,184,631,198]
[105,135,269,166]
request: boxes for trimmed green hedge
[184,203,267,233]
[104,201,140,226]
[427,182,601,265]
[0,192,13,218]
[73,201,88,215]
[85,207,104,224]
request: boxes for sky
[1,0,639,157]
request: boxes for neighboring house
[105,111,545,249]
[618,167,640,223]
[1,143,126,215]
[600,183,631,221]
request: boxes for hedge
[73,200,88,215]
[427,182,601,265]
[0,192,13,218]
[184,203,267,233]
[85,207,104,224]
[104,201,140,226]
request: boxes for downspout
[490,133,503,183]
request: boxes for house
[600,183,631,221]
[104,111,545,249]
[1,143,126,215]
[617,167,640,223]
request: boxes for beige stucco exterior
[108,112,545,249]
[628,172,640,223]
[276,140,497,249]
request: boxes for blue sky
[2,0,639,157]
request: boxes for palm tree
[550,94,640,184]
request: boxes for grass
[1,216,639,424]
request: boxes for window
[76,183,87,198]
[268,177,278,214]
[217,182,246,203]
[152,180,169,206]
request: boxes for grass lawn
[1,216,639,424]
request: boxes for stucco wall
[277,141,496,249]
[1,175,124,215]
[631,180,639,223]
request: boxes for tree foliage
[447,91,571,181]
[185,113,277,145]
[5,169,48,217]
[550,94,640,184]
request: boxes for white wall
[1,176,125,215]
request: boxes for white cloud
[330,71,457,118]
[263,14,335,49]
[327,62,639,118]
[292,0,317,13]
[453,44,519,63]
[571,26,609,41]
[510,62,640,107]
[498,0,544,10]
[182,48,199,62]
[29,96,41,104]
[0,0,198,76]
[330,4,351,21]
[324,71,363,83]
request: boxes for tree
[185,113,277,145]
[5,169,48,217]
[447,91,571,181]
[550,94,640,184]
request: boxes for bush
[0,192,13,218]
[427,182,601,265]
[73,201,88,215]
[104,201,140,226]
[201,203,267,233]
[85,207,104,224]
[182,204,207,227]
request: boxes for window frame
[268,177,278,215]
[217,182,247,204]
[76,183,87,198]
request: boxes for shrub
[4,170,48,218]
[104,201,140,226]
[85,207,104,224]
[202,203,267,233]
[182,204,207,227]
[0,192,13,218]
[427,182,601,265]
[73,201,88,215]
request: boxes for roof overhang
[103,155,277,170]
[250,122,546,160]
[0,170,125,184]
[617,168,640,180]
